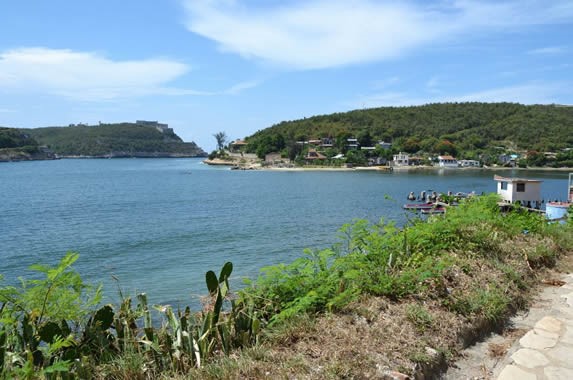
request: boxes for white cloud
[372,76,400,90]
[222,80,261,95]
[528,46,567,55]
[183,0,573,70]
[354,81,572,109]
[426,76,442,93]
[455,82,571,104]
[0,48,191,101]
[184,0,449,69]
[354,92,428,108]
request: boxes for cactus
[137,293,154,345]
[0,257,264,376]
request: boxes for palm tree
[213,131,227,152]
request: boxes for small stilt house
[494,175,542,209]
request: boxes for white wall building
[459,159,480,167]
[392,152,409,166]
[494,175,542,207]
[437,155,458,167]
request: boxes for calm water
[0,159,568,306]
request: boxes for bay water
[0,158,568,307]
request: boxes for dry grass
[487,343,508,359]
[179,233,571,379]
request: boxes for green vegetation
[1,195,571,378]
[0,127,39,151]
[241,102,573,166]
[0,255,258,379]
[24,123,206,157]
[0,127,46,161]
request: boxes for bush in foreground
[1,194,571,379]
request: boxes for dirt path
[444,256,573,379]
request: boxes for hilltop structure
[135,120,173,134]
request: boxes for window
[516,183,525,192]
[500,182,508,190]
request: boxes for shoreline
[5,155,568,172]
[203,159,573,173]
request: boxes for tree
[357,130,373,147]
[434,139,457,156]
[402,137,421,153]
[213,131,228,152]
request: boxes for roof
[231,139,247,146]
[306,149,326,160]
[493,175,543,183]
[438,155,456,160]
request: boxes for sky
[1,0,572,152]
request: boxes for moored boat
[403,202,435,210]
[421,206,446,214]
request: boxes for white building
[459,159,480,167]
[437,155,458,167]
[392,152,409,166]
[346,138,359,150]
[378,141,392,150]
[494,175,542,207]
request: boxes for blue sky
[1,0,572,151]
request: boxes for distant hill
[243,103,573,163]
[24,122,206,158]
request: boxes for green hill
[0,127,38,150]
[25,122,206,158]
[242,102,573,166]
[0,127,57,162]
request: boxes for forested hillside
[25,123,206,157]
[0,127,39,150]
[0,127,56,161]
[243,103,573,165]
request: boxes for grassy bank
[1,195,571,379]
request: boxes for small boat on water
[403,202,435,210]
[403,199,451,214]
[421,206,446,215]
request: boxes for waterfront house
[409,156,424,166]
[229,139,248,153]
[378,141,392,150]
[494,175,542,208]
[392,152,409,166]
[459,159,480,167]
[305,149,327,162]
[437,155,458,168]
[321,138,334,148]
[346,138,359,150]
[499,154,519,167]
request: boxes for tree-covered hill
[0,127,55,161]
[243,103,573,163]
[0,127,39,150]
[24,123,206,157]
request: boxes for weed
[406,304,434,331]
[1,193,571,378]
